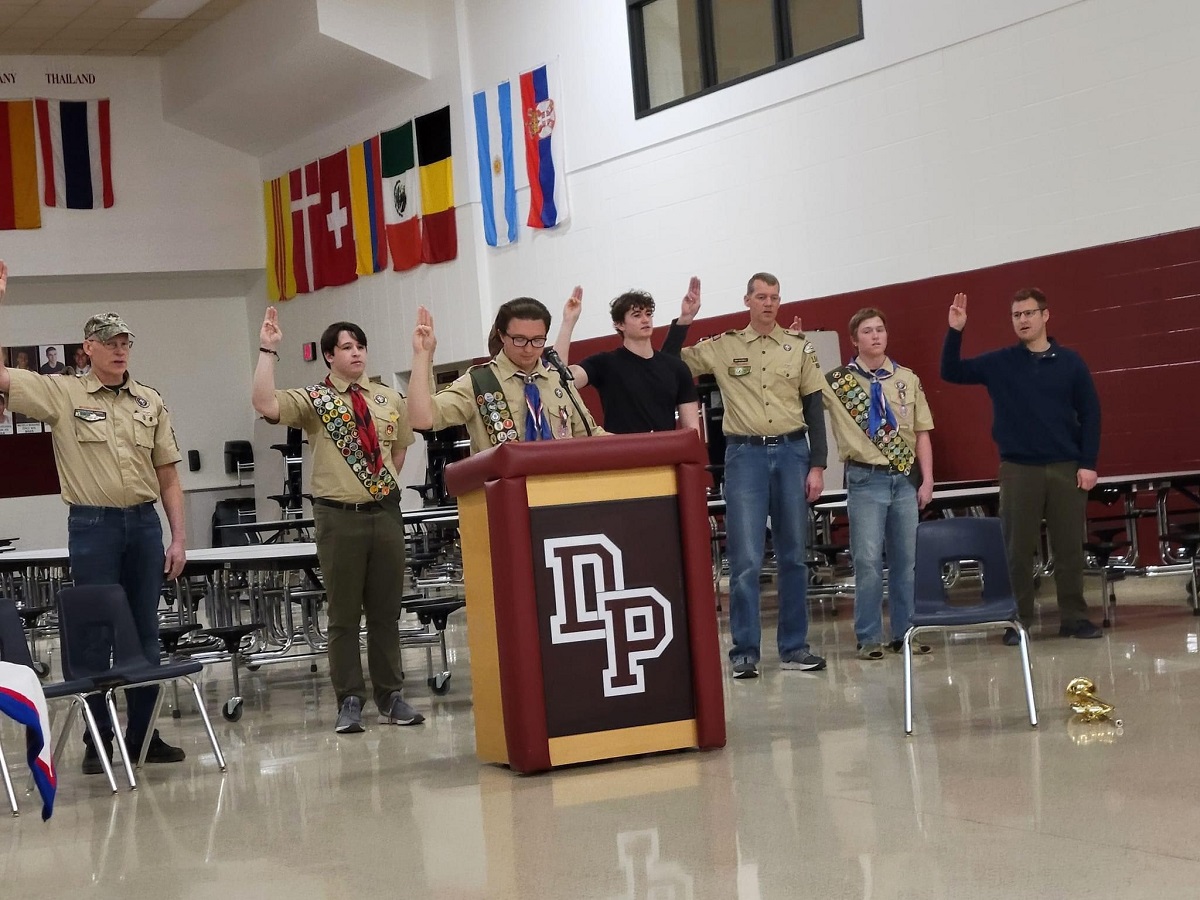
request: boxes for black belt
[313,497,386,512]
[726,429,806,446]
[847,460,907,476]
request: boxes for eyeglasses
[1012,309,1045,321]
[89,337,134,350]
[504,333,547,348]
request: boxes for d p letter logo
[544,535,674,697]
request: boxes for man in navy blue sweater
[941,288,1102,642]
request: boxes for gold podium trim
[527,466,676,508]
[547,719,699,767]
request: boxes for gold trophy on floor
[1065,677,1123,744]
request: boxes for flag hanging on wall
[380,121,422,272]
[316,149,359,288]
[415,106,457,264]
[34,98,113,210]
[348,135,388,275]
[263,173,296,301]
[0,100,41,230]
[519,63,568,230]
[472,80,517,247]
[289,162,322,294]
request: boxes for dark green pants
[314,504,406,711]
[998,460,1088,624]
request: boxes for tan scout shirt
[432,352,602,455]
[823,359,934,465]
[6,368,181,507]
[679,325,825,436]
[274,374,414,503]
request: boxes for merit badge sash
[826,366,916,476]
[469,367,520,447]
[305,384,400,500]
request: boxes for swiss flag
[289,162,321,294]
[315,149,358,289]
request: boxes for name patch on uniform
[74,408,106,422]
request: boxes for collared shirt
[678,324,825,436]
[275,373,414,504]
[822,357,934,466]
[6,368,181,507]
[432,352,602,454]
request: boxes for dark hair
[320,321,368,369]
[745,272,780,295]
[849,307,887,336]
[1012,288,1047,309]
[487,298,551,357]
[610,290,655,326]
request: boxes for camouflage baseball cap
[83,312,135,342]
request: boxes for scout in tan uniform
[252,308,424,734]
[407,299,601,452]
[822,307,934,661]
[663,272,829,678]
[0,300,188,774]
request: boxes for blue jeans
[846,467,919,644]
[723,438,812,663]
[68,503,165,746]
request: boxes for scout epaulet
[304,383,399,498]
[825,367,915,474]
[467,366,518,447]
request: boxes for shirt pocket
[73,417,109,444]
[371,410,399,447]
[132,410,158,449]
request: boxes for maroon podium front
[445,431,726,774]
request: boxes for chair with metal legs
[56,585,227,790]
[902,517,1038,735]
[0,598,118,805]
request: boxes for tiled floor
[3,574,1200,899]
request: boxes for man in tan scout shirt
[663,272,829,679]
[822,307,934,662]
[0,268,188,775]
[252,307,424,735]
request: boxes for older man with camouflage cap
[0,297,190,775]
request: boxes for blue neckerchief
[523,376,553,441]
[849,357,897,439]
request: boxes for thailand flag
[34,98,113,209]
[0,661,56,820]
[473,80,518,247]
[519,63,569,230]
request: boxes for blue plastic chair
[0,598,118,807]
[903,518,1038,734]
[57,585,226,789]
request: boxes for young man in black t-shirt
[554,280,702,435]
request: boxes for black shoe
[1059,619,1102,639]
[81,737,114,776]
[128,730,187,764]
[1002,627,1021,647]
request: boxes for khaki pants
[998,460,1088,625]
[314,504,406,710]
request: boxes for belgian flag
[415,106,457,264]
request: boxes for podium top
[444,431,708,497]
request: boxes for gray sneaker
[335,696,365,733]
[378,691,425,726]
[780,650,826,671]
[731,657,759,679]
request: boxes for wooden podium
[444,431,726,774]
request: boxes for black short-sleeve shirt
[579,347,698,434]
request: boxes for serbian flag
[289,162,321,294]
[0,661,56,821]
[348,135,388,275]
[1,100,40,230]
[263,173,296,301]
[380,121,422,271]
[35,98,113,210]
[519,63,568,229]
[415,106,457,264]
[472,81,517,247]
[315,149,358,288]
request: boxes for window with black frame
[627,0,863,116]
